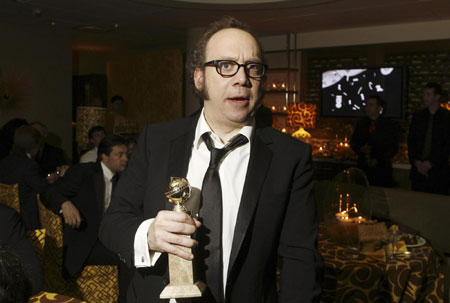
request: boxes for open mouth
[227,96,250,103]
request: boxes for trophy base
[160,281,206,299]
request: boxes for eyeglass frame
[203,60,268,79]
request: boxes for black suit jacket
[0,204,44,294]
[0,154,48,230]
[45,162,108,276]
[350,116,398,186]
[408,107,450,180]
[99,113,321,303]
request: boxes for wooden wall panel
[107,49,184,132]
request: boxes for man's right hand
[147,210,201,261]
[61,201,82,228]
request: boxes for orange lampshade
[288,103,317,129]
[440,103,450,111]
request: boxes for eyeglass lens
[217,61,265,78]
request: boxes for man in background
[45,135,130,301]
[79,125,106,163]
[351,95,398,187]
[408,82,450,195]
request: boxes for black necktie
[111,174,119,192]
[196,133,248,302]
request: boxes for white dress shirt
[101,162,115,211]
[133,110,253,297]
[80,147,98,163]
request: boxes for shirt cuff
[134,218,161,268]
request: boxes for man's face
[91,130,105,147]
[101,144,128,173]
[365,98,381,119]
[195,28,263,130]
[423,88,440,108]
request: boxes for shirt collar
[101,162,115,181]
[193,108,254,150]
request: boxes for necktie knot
[202,133,248,169]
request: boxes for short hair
[11,126,42,156]
[97,135,128,160]
[367,94,385,108]
[186,16,265,99]
[1,118,28,139]
[425,82,442,96]
[88,125,106,140]
[0,246,32,303]
[110,95,124,104]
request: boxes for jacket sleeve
[99,125,151,267]
[44,165,85,214]
[278,144,322,303]
[407,113,421,165]
[22,160,48,194]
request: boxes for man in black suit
[100,17,320,303]
[0,204,44,296]
[45,135,130,300]
[0,125,55,230]
[408,82,450,195]
[351,95,398,187]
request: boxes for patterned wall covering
[107,49,184,131]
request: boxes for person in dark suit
[99,17,321,303]
[0,204,44,297]
[408,82,450,195]
[30,121,68,177]
[44,134,130,301]
[350,95,399,187]
[0,125,56,230]
[0,118,28,160]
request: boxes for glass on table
[386,228,402,261]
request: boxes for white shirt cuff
[134,218,161,268]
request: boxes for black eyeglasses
[203,60,267,79]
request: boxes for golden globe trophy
[160,177,205,299]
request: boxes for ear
[100,153,107,163]
[194,68,204,92]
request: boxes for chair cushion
[0,183,20,213]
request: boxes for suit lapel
[227,129,273,278]
[165,118,197,210]
[93,163,105,214]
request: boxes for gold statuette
[160,177,205,299]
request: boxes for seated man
[0,125,57,230]
[79,125,106,163]
[0,204,44,297]
[45,135,130,301]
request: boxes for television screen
[321,67,404,118]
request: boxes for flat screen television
[321,67,404,118]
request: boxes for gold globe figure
[165,177,191,213]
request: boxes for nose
[233,65,251,87]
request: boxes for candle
[346,193,350,213]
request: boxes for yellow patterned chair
[0,183,118,303]
[0,183,21,212]
[37,198,119,303]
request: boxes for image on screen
[321,67,404,118]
